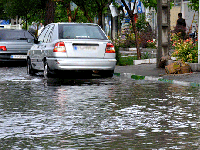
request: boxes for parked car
[27,23,116,78]
[0,29,34,62]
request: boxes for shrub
[136,14,156,48]
[141,52,150,59]
[117,56,137,66]
[114,33,136,48]
[114,45,121,65]
[146,39,157,49]
[171,36,198,63]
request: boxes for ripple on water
[0,78,199,149]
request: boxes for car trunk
[64,40,109,58]
[0,40,33,53]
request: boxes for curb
[114,73,200,87]
[133,58,156,65]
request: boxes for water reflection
[0,76,199,149]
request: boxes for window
[0,30,34,40]
[38,25,50,43]
[45,25,55,43]
[58,24,107,40]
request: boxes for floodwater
[0,67,199,149]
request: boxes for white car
[27,23,116,78]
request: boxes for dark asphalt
[114,64,200,84]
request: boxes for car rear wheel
[27,58,36,75]
[100,70,114,78]
[44,62,51,79]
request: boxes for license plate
[10,55,27,59]
[74,46,97,51]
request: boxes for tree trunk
[44,0,56,26]
[72,7,79,22]
[131,15,141,59]
[66,3,72,22]
[121,0,141,60]
[97,10,103,27]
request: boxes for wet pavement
[115,64,200,86]
[0,65,199,149]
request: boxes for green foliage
[136,14,155,48]
[188,0,199,11]
[114,34,136,48]
[2,0,46,28]
[4,0,44,18]
[55,2,87,23]
[114,45,121,65]
[146,39,156,49]
[140,0,176,10]
[136,13,148,32]
[55,3,69,23]
[141,0,157,10]
[0,2,8,20]
[142,52,150,59]
[114,43,136,66]
[117,56,136,66]
[1,0,111,29]
[73,0,112,25]
[171,33,198,63]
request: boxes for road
[0,65,199,149]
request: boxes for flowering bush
[146,39,157,49]
[113,33,136,48]
[171,33,198,63]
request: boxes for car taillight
[105,43,115,53]
[0,46,7,51]
[53,42,66,52]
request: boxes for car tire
[100,70,114,78]
[27,58,36,75]
[44,62,51,79]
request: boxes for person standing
[38,23,44,35]
[175,13,186,39]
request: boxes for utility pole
[157,0,170,68]
[110,3,118,39]
[198,0,200,64]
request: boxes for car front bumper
[46,58,116,71]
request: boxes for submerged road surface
[0,66,199,149]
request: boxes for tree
[56,0,80,22]
[120,0,141,59]
[73,0,113,27]
[2,0,46,29]
[72,0,96,23]
[0,1,9,20]
[188,0,199,11]
[2,0,57,27]
[44,0,56,25]
[141,0,157,10]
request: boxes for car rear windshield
[58,24,107,40]
[0,30,34,40]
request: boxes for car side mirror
[34,38,39,44]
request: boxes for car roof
[0,29,27,32]
[49,22,99,26]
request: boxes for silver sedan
[27,23,116,78]
[0,29,34,62]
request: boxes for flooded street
[0,66,200,149]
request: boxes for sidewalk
[114,64,200,86]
